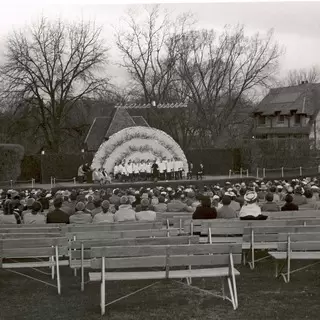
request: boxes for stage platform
[2,175,258,192]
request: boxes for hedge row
[0,144,24,182]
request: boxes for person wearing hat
[93,200,115,223]
[109,189,121,209]
[239,191,268,220]
[212,195,222,210]
[69,202,92,224]
[192,196,217,220]
[114,196,136,222]
[47,198,70,224]
[224,192,240,212]
[281,194,299,211]
[217,196,238,219]
[261,193,280,212]
[292,186,307,206]
[303,189,317,208]
[135,198,157,221]
[38,191,50,212]
[23,201,46,224]
[258,184,268,201]
[269,186,280,203]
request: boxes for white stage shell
[91,126,188,174]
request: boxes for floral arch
[91,126,188,174]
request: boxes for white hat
[212,195,220,200]
[244,191,258,202]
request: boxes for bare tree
[174,26,282,144]
[115,5,194,103]
[280,65,320,86]
[0,17,109,152]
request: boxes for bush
[0,144,24,182]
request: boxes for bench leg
[51,256,55,280]
[55,246,61,295]
[221,277,226,300]
[101,257,106,316]
[227,277,237,310]
[275,260,278,278]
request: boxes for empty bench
[89,243,242,315]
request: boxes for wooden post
[263,168,266,178]
[318,165,320,174]
[229,170,232,178]
[50,177,53,189]
[73,177,76,185]
[256,168,259,179]
[299,167,302,176]
[281,167,284,178]
[246,169,249,177]
[10,180,13,188]
[31,178,34,188]
[240,168,243,178]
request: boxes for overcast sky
[0,1,319,87]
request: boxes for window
[278,115,285,123]
[294,114,301,125]
[258,116,266,125]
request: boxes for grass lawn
[1,258,320,320]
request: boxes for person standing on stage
[158,158,165,181]
[166,158,173,180]
[113,162,120,181]
[178,159,184,179]
[121,160,128,182]
[133,160,139,181]
[117,162,124,182]
[126,160,133,182]
[173,157,180,180]
[146,160,152,181]
[151,159,159,182]
[140,160,146,181]
[187,161,194,180]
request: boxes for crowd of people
[79,159,205,185]
[0,176,319,225]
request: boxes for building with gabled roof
[252,81,320,147]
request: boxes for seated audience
[304,189,317,208]
[239,191,268,220]
[281,194,299,211]
[153,196,167,213]
[91,198,102,216]
[47,198,70,224]
[225,192,241,212]
[24,201,46,224]
[85,195,95,211]
[292,186,307,206]
[135,198,157,221]
[167,193,192,212]
[192,196,217,220]
[0,209,17,224]
[269,186,280,202]
[114,196,136,222]
[217,196,238,219]
[261,193,280,212]
[22,197,35,216]
[70,202,93,224]
[93,200,114,223]
[212,195,222,210]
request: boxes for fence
[229,165,320,180]
[0,179,36,189]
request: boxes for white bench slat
[269,251,320,260]
[89,267,240,281]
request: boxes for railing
[229,165,320,180]
[0,179,36,188]
[50,177,77,188]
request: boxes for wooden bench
[67,228,179,276]
[63,222,164,233]
[265,210,320,220]
[0,226,63,234]
[242,225,320,269]
[0,236,68,294]
[269,231,320,283]
[89,242,242,315]
[71,235,199,291]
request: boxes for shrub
[0,144,24,182]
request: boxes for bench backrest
[90,243,242,269]
[243,226,320,243]
[183,219,320,234]
[0,233,62,239]
[67,228,179,241]
[71,236,199,260]
[0,227,62,234]
[0,237,68,258]
[266,210,320,219]
[277,232,320,251]
[64,222,163,233]
[0,224,63,228]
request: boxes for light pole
[41,150,45,184]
